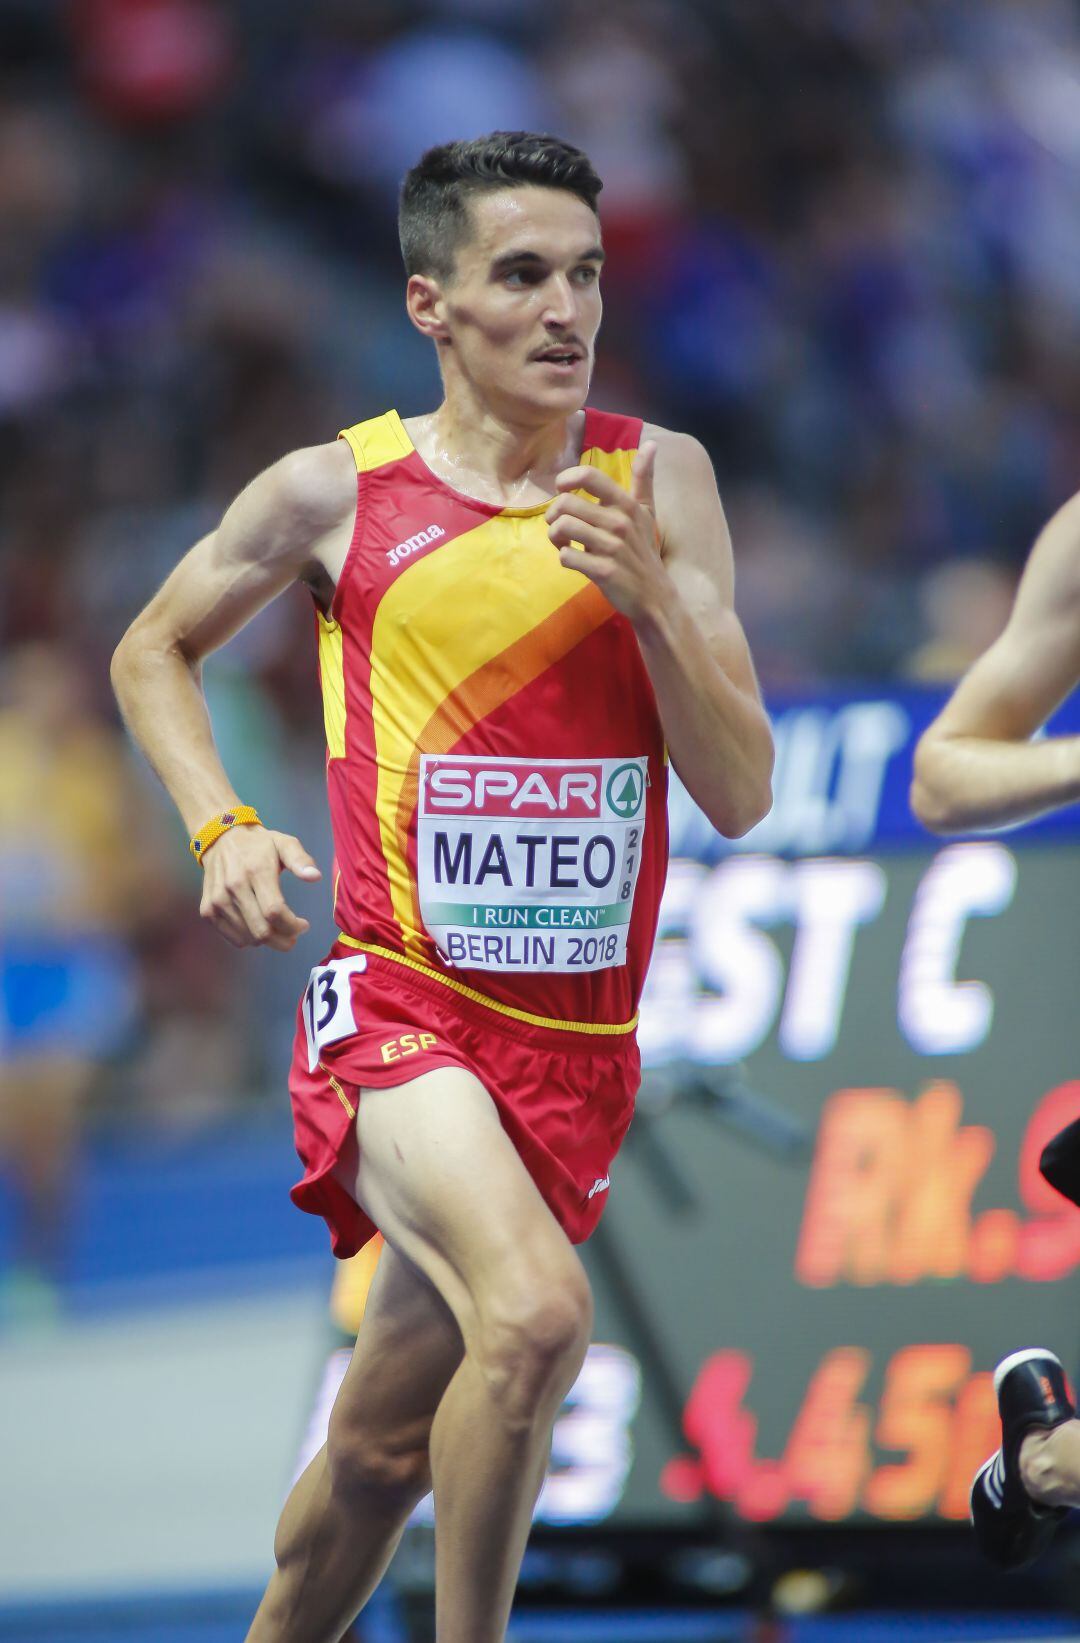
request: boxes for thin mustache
[530,340,587,359]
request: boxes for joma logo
[386,524,445,566]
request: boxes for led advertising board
[580,684,1080,1529]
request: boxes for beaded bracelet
[189,805,263,864]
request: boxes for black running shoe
[970,1348,1074,1570]
[1040,1116,1080,1208]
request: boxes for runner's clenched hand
[545,442,669,625]
[200,825,321,952]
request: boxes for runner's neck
[403,405,587,510]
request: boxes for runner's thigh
[334,1065,582,1341]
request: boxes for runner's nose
[542,275,577,330]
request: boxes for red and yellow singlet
[316,406,668,1036]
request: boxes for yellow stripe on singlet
[578,444,635,493]
[318,614,347,758]
[318,415,412,764]
[369,516,610,958]
[336,936,638,1036]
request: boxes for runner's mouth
[531,347,585,370]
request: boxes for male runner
[111,132,774,1643]
[914,489,1080,1570]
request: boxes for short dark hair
[399,131,603,281]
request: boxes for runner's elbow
[111,619,156,691]
[910,774,952,833]
[721,781,772,839]
[690,747,773,839]
[111,618,197,698]
[707,769,773,839]
[110,627,141,698]
[724,730,774,837]
[911,738,963,834]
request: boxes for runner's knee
[473,1258,593,1425]
[325,1410,432,1505]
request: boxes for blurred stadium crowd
[3,0,1080,1306]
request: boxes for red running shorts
[288,943,641,1258]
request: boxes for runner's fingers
[251,873,309,945]
[264,927,301,954]
[558,545,615,585]
[547,516,620,556]
[200,888,254,947]
[271,831,322,882]
[228,881,276,946]
[629,441,657,512]
[545,494,618,533]
[554,464,622,504]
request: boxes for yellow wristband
[189,805,263,864]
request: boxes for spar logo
[423,760,604,819]
[606,763,645,819]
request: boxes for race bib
[417,755,648,973]
[302,954,368,1071]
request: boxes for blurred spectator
[904,558,1018,682]
[69,0,233,127]
[0,645,166,1317]
[298,23,553,204]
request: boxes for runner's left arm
[546,428,773,838]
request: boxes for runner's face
[438,187,603,419]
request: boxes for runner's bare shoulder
[245,439,358,596]
[268,439,358,538]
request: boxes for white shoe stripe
[977,1451,1004,1509]
[993,1348,1063,1396]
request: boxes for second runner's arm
[546,428,773,838]
[911,491,1080,833]
[110,441,357,949]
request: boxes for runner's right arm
[111,440,356,950]
[912,492,1080,833]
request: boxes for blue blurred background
[4,1,1080,1639]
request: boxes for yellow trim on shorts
[320,1061,356,1119]
[336,936,638,1037]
